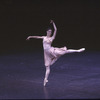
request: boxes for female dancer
[26,20,85,86]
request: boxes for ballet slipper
[44,79,48,86]
[78,48,85,52]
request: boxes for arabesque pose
[26,20,85,86]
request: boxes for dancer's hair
[46,27,52,31]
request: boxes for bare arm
[26,36,44,40]
[50,20,57,40]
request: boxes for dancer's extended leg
[66,48,85,53]
[44,65,50,86]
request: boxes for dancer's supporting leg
[44,65,50,86]
[66,48,85,53]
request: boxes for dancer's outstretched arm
[50,20,57,40]
[26,36,44,40]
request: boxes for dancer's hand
[50,20,54,23]
[26,36,30,40]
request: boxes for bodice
[43,37,53,50]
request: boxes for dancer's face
[46,29,52,37]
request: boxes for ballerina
[26,20,85,86]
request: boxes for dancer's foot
[44,79,48,86]
[78,48,85,52]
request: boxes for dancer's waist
[43,46,53,50]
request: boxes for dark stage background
[0,0,100,54]
[0,1,100,99]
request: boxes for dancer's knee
[66,49,76,53]
[45,63,50,67]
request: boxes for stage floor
[0,51,100,99]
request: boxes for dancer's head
[46,28,52,37]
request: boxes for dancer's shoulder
[42,36,46,39]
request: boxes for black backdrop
[0,0,100,54]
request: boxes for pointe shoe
[78,48,85,52]
[44,79,48,86]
